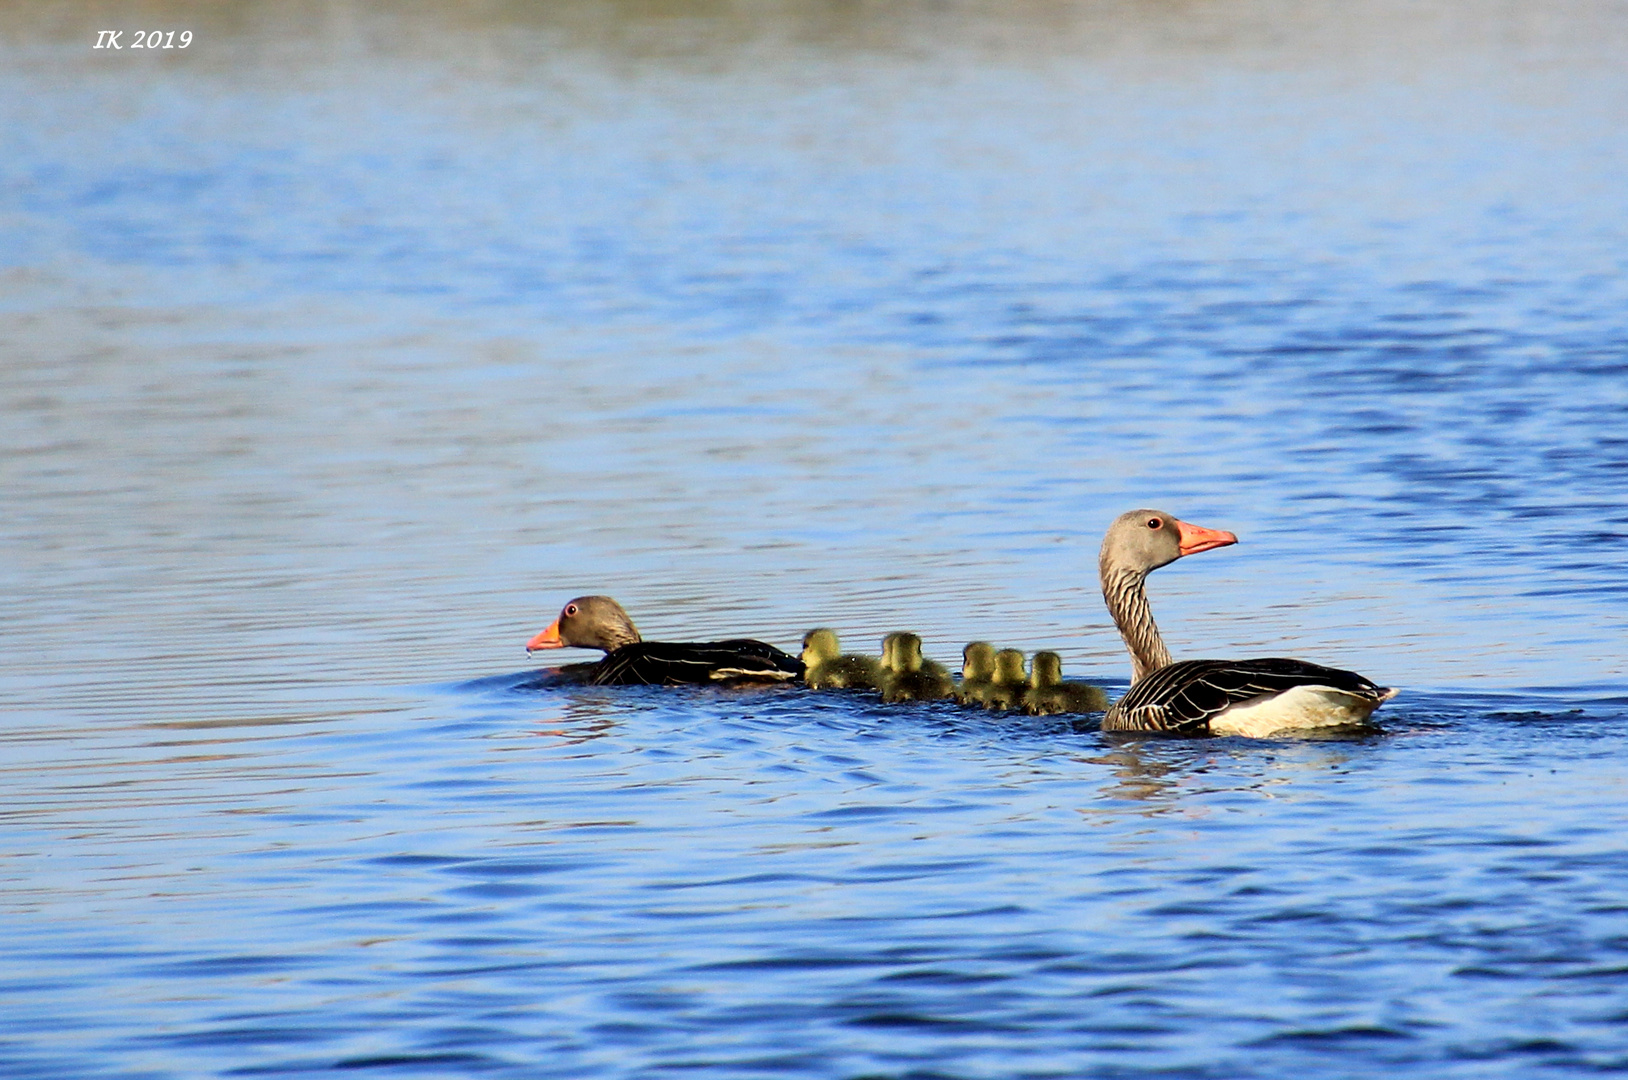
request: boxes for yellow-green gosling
[880,632,955,703]
[1023,651,1110,715]
[955,641,998,706]
[983,649,1030,711]
[880,631,948,678]
[801,628,883,691]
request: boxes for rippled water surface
[3,1,1628,1076]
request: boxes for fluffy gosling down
[955,641,998,706]
[801,628,883,691]
[982,649,1031,711]
[880,632,954,703]
[1023,651,1109,715]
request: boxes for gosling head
[802,628,841,667]
[993,648,1027,684]
[894,632,925,675]
[962,641,996,680]
[880,632,906,673]
[1030,651,1063,688]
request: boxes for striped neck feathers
[1101,567,1173,685]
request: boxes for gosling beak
[526,618,565,653]
[1175,519,1239,557]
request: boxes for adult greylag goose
[981,649,1030,711]
[1098,509,1395,736]
[955,641,998,706]
[526,595,802,686]
[1023,651,1110,716]
[880,632,955,703]
[802,628,882,690]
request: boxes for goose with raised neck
[1097,509,1395,736]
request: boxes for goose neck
[1101,567,1173,684]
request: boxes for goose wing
[589,640,803,686]
[1105,658,1390,734]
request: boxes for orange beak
[1175,518,1239,557]
[526,618,564,653]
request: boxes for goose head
[1099,509,1237,579]
[527,595,642,654]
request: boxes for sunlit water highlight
[2,2,1627,1076]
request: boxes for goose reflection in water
[525,694,627,743]
[1078,736,1369,815]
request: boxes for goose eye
[1146,517,1162,529]
[565,604,578,616]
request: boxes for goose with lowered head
[527,595,802,685]
[1098,509,1395,736]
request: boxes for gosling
[802,628,883,690]
[982,649,1030,711]
[955,641,998,706]
[880,632,954,703]
[1023,651,1109,715]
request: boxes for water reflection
[1080,735,1371,812]
[522,694,626,743]
[1084,744,1188,807]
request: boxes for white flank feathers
[1209,685,1399,738]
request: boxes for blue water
[3,2,1628,1076]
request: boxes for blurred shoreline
[4,0,1627,77]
